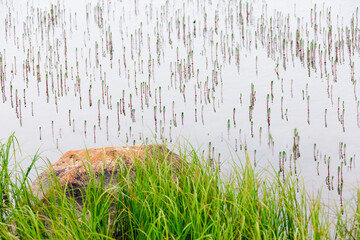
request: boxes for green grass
[0,134,359,239]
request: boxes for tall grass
[0,135,359,239]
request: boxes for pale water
[0,0,359,209]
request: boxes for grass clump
[0,135,359,239]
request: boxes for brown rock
[30,144,182,205]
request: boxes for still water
[0,0,359,207]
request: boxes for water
[0,0,359,208]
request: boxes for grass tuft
[0,135,359,239]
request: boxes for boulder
[30,144,181,205]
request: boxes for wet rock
[30,144,181,205]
